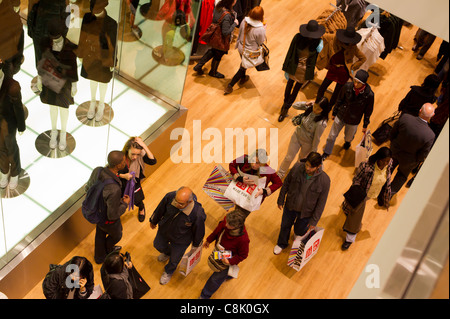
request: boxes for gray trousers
[278,130,313,178]
[323,116,358,155]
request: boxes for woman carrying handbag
[224,6,266,95]
[194,0,238,78]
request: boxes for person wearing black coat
[398,74,440,117]
[100,251,134,299]
[42,256,94,299]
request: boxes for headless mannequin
[37,36,77,150]
[0,67,24,189]
[85,9,113,122]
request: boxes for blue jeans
[153,230,190,275]
[200,269,231,299]
[276,207,310,249]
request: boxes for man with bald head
[379,103,436,205]
[150,186,206,285]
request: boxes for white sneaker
[273,245,283,255]
[49,130,58,149]
[159,272,172,285]
[95,103,105,122]
[0,171,9,188]
[157,253,170,262]
[9,175,19,190]
[87,101,96,119]
[58,132,67,151]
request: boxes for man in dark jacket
[322,69,374,160]
[274,152,330,255]
[85,151,130,264]
[150,186,207,285]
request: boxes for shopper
[229,149,282,213]
[199,210,249,299]
[322,69,374,160]
[398,74,440,117]
[149,186,206,285]
[224,6,266,95]
[380,103,435,203]
[42,256,94,299]
[118,136,157,222]
[412,28,436,60]
[341,147,392,250]
[277,97,331,179]
[278,20,325,122]
[85,151,130,264]
[314,26,366,108]
[274,152,330,255]
[100,250,134,299]
[193,0,238,78]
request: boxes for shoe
[322,153,330,160]
[343,142,351,150]
[0,171,9,188]
[193,64,204,75]
[273,245,283,255]
[416,54,424,60]
[224,84,233,95]
[8,175,19,190]
[131,26,142,39]
[160,272,173,285]
[58,132,67,151]
[87,101,96,119]
[138,208,146,223]
[95,103,105,122]
[113,245,122,252]
[412,44,418,51]
[341,241,352,251]
[157,253,170,262]
[277,105,289,122]
[239,75,250,85]
[49,130,58,149]
[209,70,225,78]
[405,178,414,188]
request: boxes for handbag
[200,11,231,51]
[241,22,264,69]
[128,264,151,299]
[255,43,270,71]
[372,111,401,145]
[207,230,229,272]
[355,130,373,168]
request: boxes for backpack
[82,168,118,224]
[42,264,64,299]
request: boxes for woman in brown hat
[278,20,325,122]
[314,26,367,108]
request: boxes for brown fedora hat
[299,20,326,39]
[336,27,362,45]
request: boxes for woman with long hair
[224,6,266,95]
[277,97,331,179]
[118,137,157,222]
[341,147,393,250]
[193,0,238,78]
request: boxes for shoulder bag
[207,230,229,272]
[200,11,232,51]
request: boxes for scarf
[128,150,145,179]
[354,83,366,96]
[124,171,136,211]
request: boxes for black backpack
[82,168,117,224]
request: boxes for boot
[49,129,58,149]
[9,175,19,190]
[95,102,105,122]
[209,60,224,79]
[87,100,96,119]
[0,170,9,188]
[278,104,290,122]
[193,50,214,75]
[59,131,67,151]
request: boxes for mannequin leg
[88,81,99,119]
[49,105,59,149]
[58,107,70,150]
[95,82,108,122]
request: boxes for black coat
[0,77,25,133]
[398,85,437,117]
[282,33,320,81]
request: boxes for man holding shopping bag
[274,152,330,255]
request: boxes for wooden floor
[24,0,444,299]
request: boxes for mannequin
[0,60,26,190]
[37,21,78,151]
[127,0,142,38]
[76,0,117,122]
[0,0,24,77]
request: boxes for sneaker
[49,130,58,149]
[160,272,173,285]
[58,132,67,151]
[322,153,330,161]
[9,175,19,190]
[343,142,351,150]
[0,171,9,188]
[273,245,283,255]
[341,241,352,251]
[95,103,105,122]
[157,253,170,262]
[416,54,424,60]
[224,84,233,95]
[87,101,96,119]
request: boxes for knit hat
[355,69,369,84]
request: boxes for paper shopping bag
[355,130,373,168]
[223,176,266,212]
[287,227,324,272]
[179,245,203,277]
[202,165,235,211]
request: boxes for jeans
[276,207,310,249]
[153,230,190,275]
[323,116,358,155]
[200,269,231,299]
[95,220,123,263]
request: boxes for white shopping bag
[287,227,324,272]
[88,284,104,299]
[179,245,203,277]
[223,176,267,212]
[355,130,372,168]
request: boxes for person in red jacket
[229,149,282,216]
[200,210,249,299]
